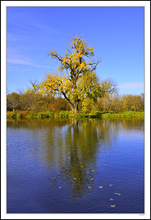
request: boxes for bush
[95,112,102,118]
[26,112,37,119]
[17,113,23,119]
[37,112,47,119]
[7,112,17,119]
[54,112,59,118]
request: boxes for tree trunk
[62,91,79,113]
[72,100,79,113]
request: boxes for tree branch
[62,91,74,108]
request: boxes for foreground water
[7,119,144,213]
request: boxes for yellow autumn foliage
[27,36,116,113]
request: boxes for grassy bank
[7,110,144,120]
[101,111,144,119]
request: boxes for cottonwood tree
[28,37,116,113]
[40,36,102,113]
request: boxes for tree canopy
[28,36,116,113]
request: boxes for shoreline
[7,111,144,120]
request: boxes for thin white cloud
[7,58,33,65]
[7,57,51,69]
[7,47,51,69]
[34,64,51,69]
[33,22,62,35]
[118,82,144,90]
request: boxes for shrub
[54,112,59,118]
[7,112,17,119]
[17,113,23,119]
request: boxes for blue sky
[7,7,144,95]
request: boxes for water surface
[7,119,144,213]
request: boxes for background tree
[121,94,144,112]
[7,92,21,111]
[7,91,144,113]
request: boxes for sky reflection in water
[7,119,144,213]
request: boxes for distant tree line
[97,93,144,112]
[7,91,144,113]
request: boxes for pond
[7,119,144,213]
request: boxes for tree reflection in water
[7,119,144,198]
[42,120,101,197]
[38,119,143,198]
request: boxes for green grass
[101,111,144,119]
[7,110,144,120]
